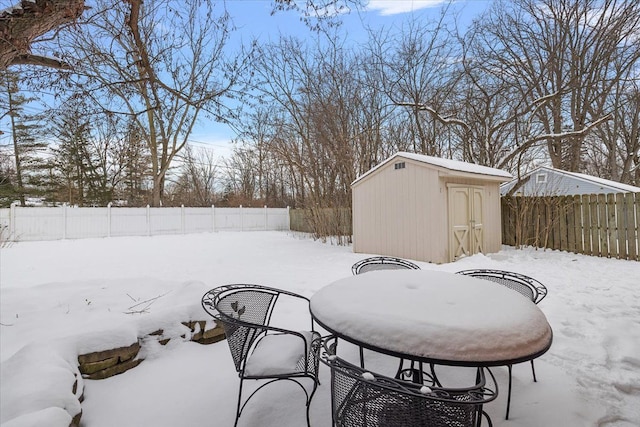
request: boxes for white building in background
[500,166,640,197]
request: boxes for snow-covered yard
[1,231,639,426]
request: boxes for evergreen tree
[0,158,17,207]
[1,71,48,206]
[117,122,152,206]
[49,109,96,206]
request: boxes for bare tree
[586,70,640,185]
[60,0,246,206]
[167,144,219,207]
[271,0,364,30]
[617,83,640,185]
[0,0,363,69]
[232,108,294,206]
[370,12,459,156]
[473,0,640,172]
[447,24,549,171]
[249,33,369,209]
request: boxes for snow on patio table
[310,270,552,363]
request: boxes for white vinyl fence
[0,205,290,242]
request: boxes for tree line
[1,0,639,209]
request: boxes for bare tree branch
[395,102,470,130]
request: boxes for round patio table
[310,269,553,367]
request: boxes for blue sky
[0,0,491,160]
[188,0,492,158]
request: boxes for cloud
[366,0,449,16]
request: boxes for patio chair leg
[429,363,441,387]
[306,378,319,427]
[234,379,245,427]
[531,360,537,382]
[481,410,493,427]
[506,365,513,420]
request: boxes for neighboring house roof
[561,169,640,193]
[500,166,640,196]
[352,152,512,186]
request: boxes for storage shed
[352,152,512,263]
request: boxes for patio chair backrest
[320,337,496,427]
[202,285,278,372]
[352,256,420,275]
[456,269,548,304]
[202,285,321,427]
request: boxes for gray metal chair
[352,256,421,275]
[201,284,321,427]
[320,336,497,427]
[351,256,421,373]
[456,269,547,304]
[456,269,548,419]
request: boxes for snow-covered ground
[1,231,639,426]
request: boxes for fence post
[240,205,243,231]
[9,202,16,240]
[107,202,112,238]
[146,205,151,236]
[287,206,291,231]
[264,205,268,230]
[62,204,67,240]
[181,204,185,234]
[212,205,216,232]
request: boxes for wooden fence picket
[590,196,599,256]
[607,194,618,259]
[501,193,638,261]
[627,193,638,261]
[565,196,573,252]
[573,195,584,254]
[552,197,561,250]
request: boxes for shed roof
[501,166,640,194]
[352,152,512,186]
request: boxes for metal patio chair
[456,269,548,419]
[320,336,497,427]
[351,256,421,275]
[351,256,421,371]
[201,284,321,427]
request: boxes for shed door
[448,186,484,261]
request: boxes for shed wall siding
[353,157,505,263]
[353,159,447,263]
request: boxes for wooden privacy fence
[501,193,639,261]
[0,205,290,242]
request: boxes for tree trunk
[0,0,85,69]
